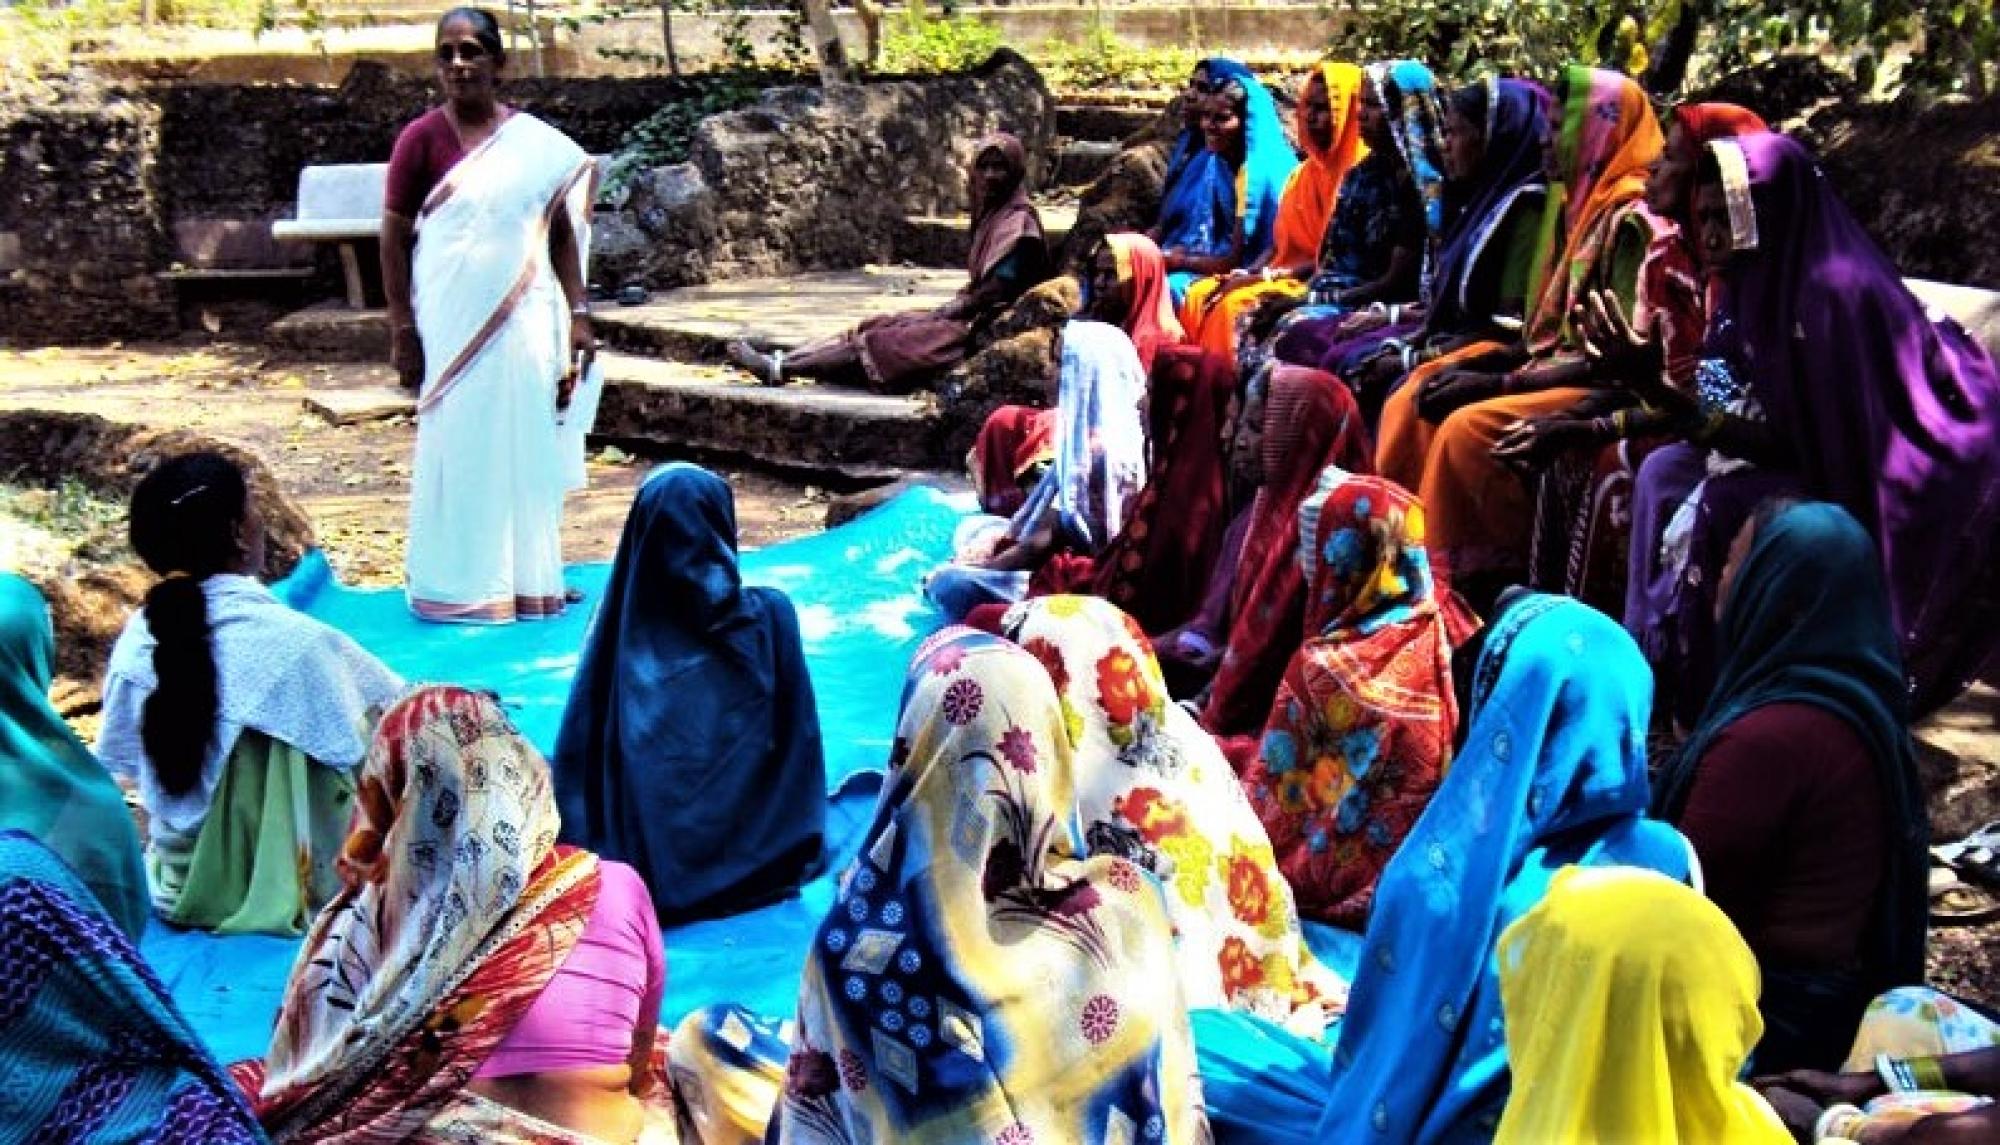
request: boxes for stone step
[896,204,1078,270]
[1052,139,1123,188]
[591,266,968,360]
[1056,103,1164,143]
[595,351,944,478]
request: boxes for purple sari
[1636,134,2000,715]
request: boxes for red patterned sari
[1240,473,1471,926]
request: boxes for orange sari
[1373,67,1664,580]
[1179,63,1368,364]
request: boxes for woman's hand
[561,313,596,410]
[1415,369,1504,423]
[1751,1068,1885,1110]
[1575,289,1666,397]
[1336,309,1391,339]
[391,325,425,392]
[1755,1084,1827,1142]
[1492,416,1600,472]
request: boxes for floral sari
[775,630,1209,1144]
[235,687,674,1144]
[407,112,597,624]
[1004,596,1344,1036]
[1242,470,1466,927]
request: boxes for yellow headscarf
[1494,867,1791,1145]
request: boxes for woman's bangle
[1609,409,1630,437]
[1387,304,1402,325]
[570,304,592,318]
[1261,267,1275,283]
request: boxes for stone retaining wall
[0,53,1053,340]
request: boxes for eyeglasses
[435,41,489,64]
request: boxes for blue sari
[552,462,827,923]
[1194,595,1691,1143]
[1160,58,1297,304]
[0,829,266,1142]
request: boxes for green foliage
[878,9,1002,76]
[601,80,759,196]
[1032,24,1200,92]
[1326,0,1994,96]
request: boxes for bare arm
[547,206,589,314]
[381,210,422,390]
[1338,244,1421,308]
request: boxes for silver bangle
[570,305,591,318]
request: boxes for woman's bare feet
[726,340,787,386]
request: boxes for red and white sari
[405,112,597,624]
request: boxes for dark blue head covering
[1427,77,1548,333]
[553,463,826,922]
[1655,501,1928,994]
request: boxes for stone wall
[2,55,1053,341]
[0,76,176,342]
[593,49,1055,289]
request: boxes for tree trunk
[660,0,681,75]
[1643,0,1705,98]
[799,0,851,84]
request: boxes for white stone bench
[271,163,386,309]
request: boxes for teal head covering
[1654,501,1928,995]
[0,573,151,940]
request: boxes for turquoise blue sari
[0,829,266,1142]
[1193,595,1691,1143]
[1160,58,1297,304]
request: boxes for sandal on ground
[1931,864,2000,926]
[564,586,586,605]
[1933,820,2000,888]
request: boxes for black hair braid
[129,452,249,798]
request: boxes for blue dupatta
[1192,595,1690,1143]
[1161,58,1298,303]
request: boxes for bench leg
[338,242,366,309]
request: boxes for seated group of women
[6,59,1999,1145]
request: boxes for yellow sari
[1494,866,1789,1144]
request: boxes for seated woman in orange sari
[1177,62,1368,365]
[233,686,677,1145]
[1373,65,1669,606]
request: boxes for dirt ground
[0,340,831,586]
[4,337,1997,1004]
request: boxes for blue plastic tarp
[145,485,967,1063]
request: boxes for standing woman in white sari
[383,7,600,624]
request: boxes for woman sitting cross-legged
[678,629,1212,1144]
[730,132,1048,393]
[924,320,1150,620]
[96,451,405,936]
[233,685,678,1144]
[0,829,267,1142]
[1651,499,1929,1074]
[0,571,150,940]
[1004,595,1345,1036]
[554,463,827,924]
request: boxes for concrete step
[896,203,1078,270]
[591,266,967,360]
[1057,103,1164,144]
[595,351,943,479]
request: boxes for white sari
[406,111,599,623]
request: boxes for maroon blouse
[1678,701,1887,974]
[384,108,467,219]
